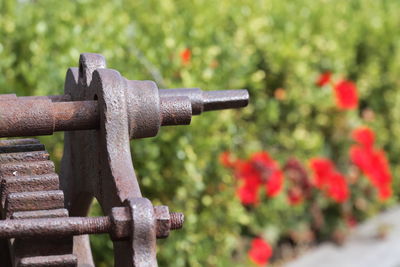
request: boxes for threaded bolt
[0,216,112,239]
[0,208,184,239]
[170,212,184,230]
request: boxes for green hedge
[1,0,400,265]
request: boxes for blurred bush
[1,0,400,265]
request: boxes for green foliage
[1,0,400,265]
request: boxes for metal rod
[0,88,249,138]
[53,101,99,131]
[202,90,249,112]
[159,88,249,115]
[159,96,192,126]
[0,100,99,137]
[0,211,184,239]
[0,216,111,238]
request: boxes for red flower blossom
[325,172,349,203]
[234,151,283,204]
[333,80,358,110]
[250,152,283,197]
[309,158,335,188]
[237,183,260,205]
[235,160,259,183]
[378,184,392,200]
[350,146,392,201]
[316,72,332,87]
[309,158,349,203]
[235,161,262,204]
[248,238,273,266]
[350,127,392,201]
[219,151,236,168]
[349,146,369,172]
[180,48,191,65]
[265,170,283,197]
[352,127,375,148]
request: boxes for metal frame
[0,53,249,266]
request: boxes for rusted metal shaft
[202,90,249,112]
[0,88,248,138]
[159,88,249,115]
[0,211,184,239]
[159,96,192,126]
[54,101,98,131]
[0,216,111,239]
[0,100,98,137]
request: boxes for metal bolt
[0,207,184,240]
[170,212,184,230]
[0,216,111,239]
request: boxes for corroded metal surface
[0,139,75,267]
[0,205,182,240]
[61,54,143,266]
[0,53,249,266]
[0,87,248,138]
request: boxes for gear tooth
[0,139,76,266]
[18,254,77,267]
[11,209,69,219]
[0,151,50,163]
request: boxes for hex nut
[110,207,131,241]
[153,206,171,239]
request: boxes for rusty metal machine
[0,53,249,266]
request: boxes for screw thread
[169,212,184,230]
[82,216,111,235]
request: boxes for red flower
[352,127,375,148]
[265,170,283,197]
[234,151,283,204]
[250,152,283,197]
[350,126,392,201]
[350,146,392,201]
[325,172,349,203]
[180,48,191,65]
[378,184,392,200]
[219,151,236,168]
[235,161,262,204]
[350,146,370,175]
[250,151,273,165]
[333,80,358,110]
[248,238,273,266]
[309,158,349,203]
[309,158,335,188]
[235,160,260,183]
[316,72,332,87]
[237,183,260,205]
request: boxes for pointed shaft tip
[202,89,249,112]
[159,88,249,115]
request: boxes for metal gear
[0,138,76,267]
[0,53,249,266]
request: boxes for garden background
[1,0,400,266]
